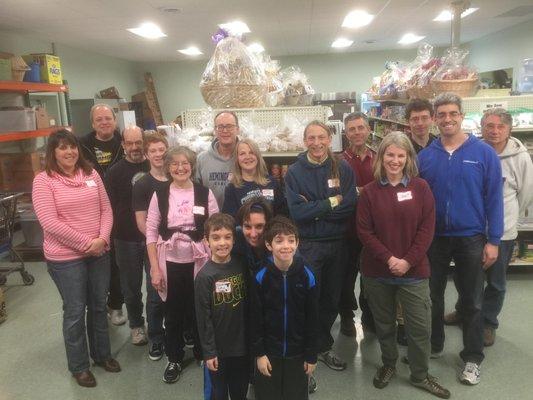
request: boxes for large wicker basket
[200,84,267,108]
[431,78,479,98]
[407,85,435,100]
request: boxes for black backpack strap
[190,182,209,242]
[156,181,172,241]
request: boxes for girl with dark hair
[33,129,119,388]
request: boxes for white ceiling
[0,0,532,62]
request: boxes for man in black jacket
[80,103,125,325]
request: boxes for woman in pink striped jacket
[32,130,121,388]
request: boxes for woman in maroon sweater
[356,132,450,399]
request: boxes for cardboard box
[35,106,50,129]
[0,58,11,81]
[100,86,120,99]
[23,54,62,84]
[0,109,36,133]
[0,152,44,191]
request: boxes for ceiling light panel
[433,7,479,22]
[247,43,265,53]
[178,46,203,56]
[219,20,251,36]
[331,38,353,48]
[127,22,167,39]
[342,10,374,29]
[398,33,425,45]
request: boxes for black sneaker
[340,316,357,337]
[163,361,182,383]
[373,365,395,389]
[183,331,194,348]
[308,374,317,394]
[149,342,164,361]
[411,375,451,399]
[397,324,408,346]
[318,350,347,371]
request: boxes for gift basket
[200,29,267,108]
[431,47,479,98]
[404,43,442,99]
[369,61,406,100]
[280,66,315,106]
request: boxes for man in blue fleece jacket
[285,120,357,372]
[418,93,503,386]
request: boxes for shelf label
[480,101,508,112]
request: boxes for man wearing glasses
[418,93,503,386]
[196,111,239,207]
[405,99,435,154]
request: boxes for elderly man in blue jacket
[418,93,503,386]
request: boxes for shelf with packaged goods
[368,116,409,127]
[0,126,72,142]
[0,81,68,93]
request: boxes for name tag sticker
[193,206,205,215]
[328,178,340,188]
[215,280,232,294]
[397,191,413,202]
[262,189,274,197]
[86,180,96,187]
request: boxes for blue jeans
[299,238,348,353]
[114,239,164,344]
[47,253,111,374]
[429,235,485,364]
[454,240,515,329]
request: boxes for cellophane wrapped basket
[200,37,267,108]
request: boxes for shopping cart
[0,193,35,286]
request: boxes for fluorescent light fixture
[331,38,353,48]
[247,42,265,53]
[219,20,251,36]
[342,10,374,28]
[178,46,203,56]
[127,22,167,39]
[398,33,425,45]
[433,7,479,21]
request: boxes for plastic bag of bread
[200,32,267,108]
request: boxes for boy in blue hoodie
[251,216,319,400]
[418,93,503,386]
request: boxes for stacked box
[23,54,62,84]
[0,152,44,191]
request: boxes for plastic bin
[0,109,36,133]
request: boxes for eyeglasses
[124,140,143,147]
[436,111,462,119]
[215,124,237,131]
[170,161,191,168]
[409,116,431,123]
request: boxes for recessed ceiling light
[433,7,479,21]
[157,6,181,14]
[331,38,353,48]
[127,22,167,39]
[247,43,265,53]
[219,21,251,36]
[398,33,425,45]
[178,46,203,56]
[342,10,374,28]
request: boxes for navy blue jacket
[418,134,504,245]
[251,257,319,363]
[284,152,357,240]
[232,228,270,273]
[222,177,287,216]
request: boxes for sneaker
[131,326,148,346]
[340,316,357,337]
[430,350,443,359]
[183,331,195,348]
[460,362,481,385]
[308,374,317,394]
[397,324,408,346]
[149,342,164,361]
[484,327,496,347]
[443,311,462,326]
[318,350,347,371]
[163,361,182,383]
[373,365,395,389]
[108,308,127,326]
[411,375,451,399]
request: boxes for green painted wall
[0,30,140,100]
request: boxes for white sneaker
[131,326,148,346]
[460,362,480,385]
[108,309,127,326]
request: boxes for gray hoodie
[497,136,533,240]
[195,139,235,208]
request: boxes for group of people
[32,91,533,400]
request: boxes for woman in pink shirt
[146,146,218,384]
[32,130,119,388]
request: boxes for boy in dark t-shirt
[195,213,249,400]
